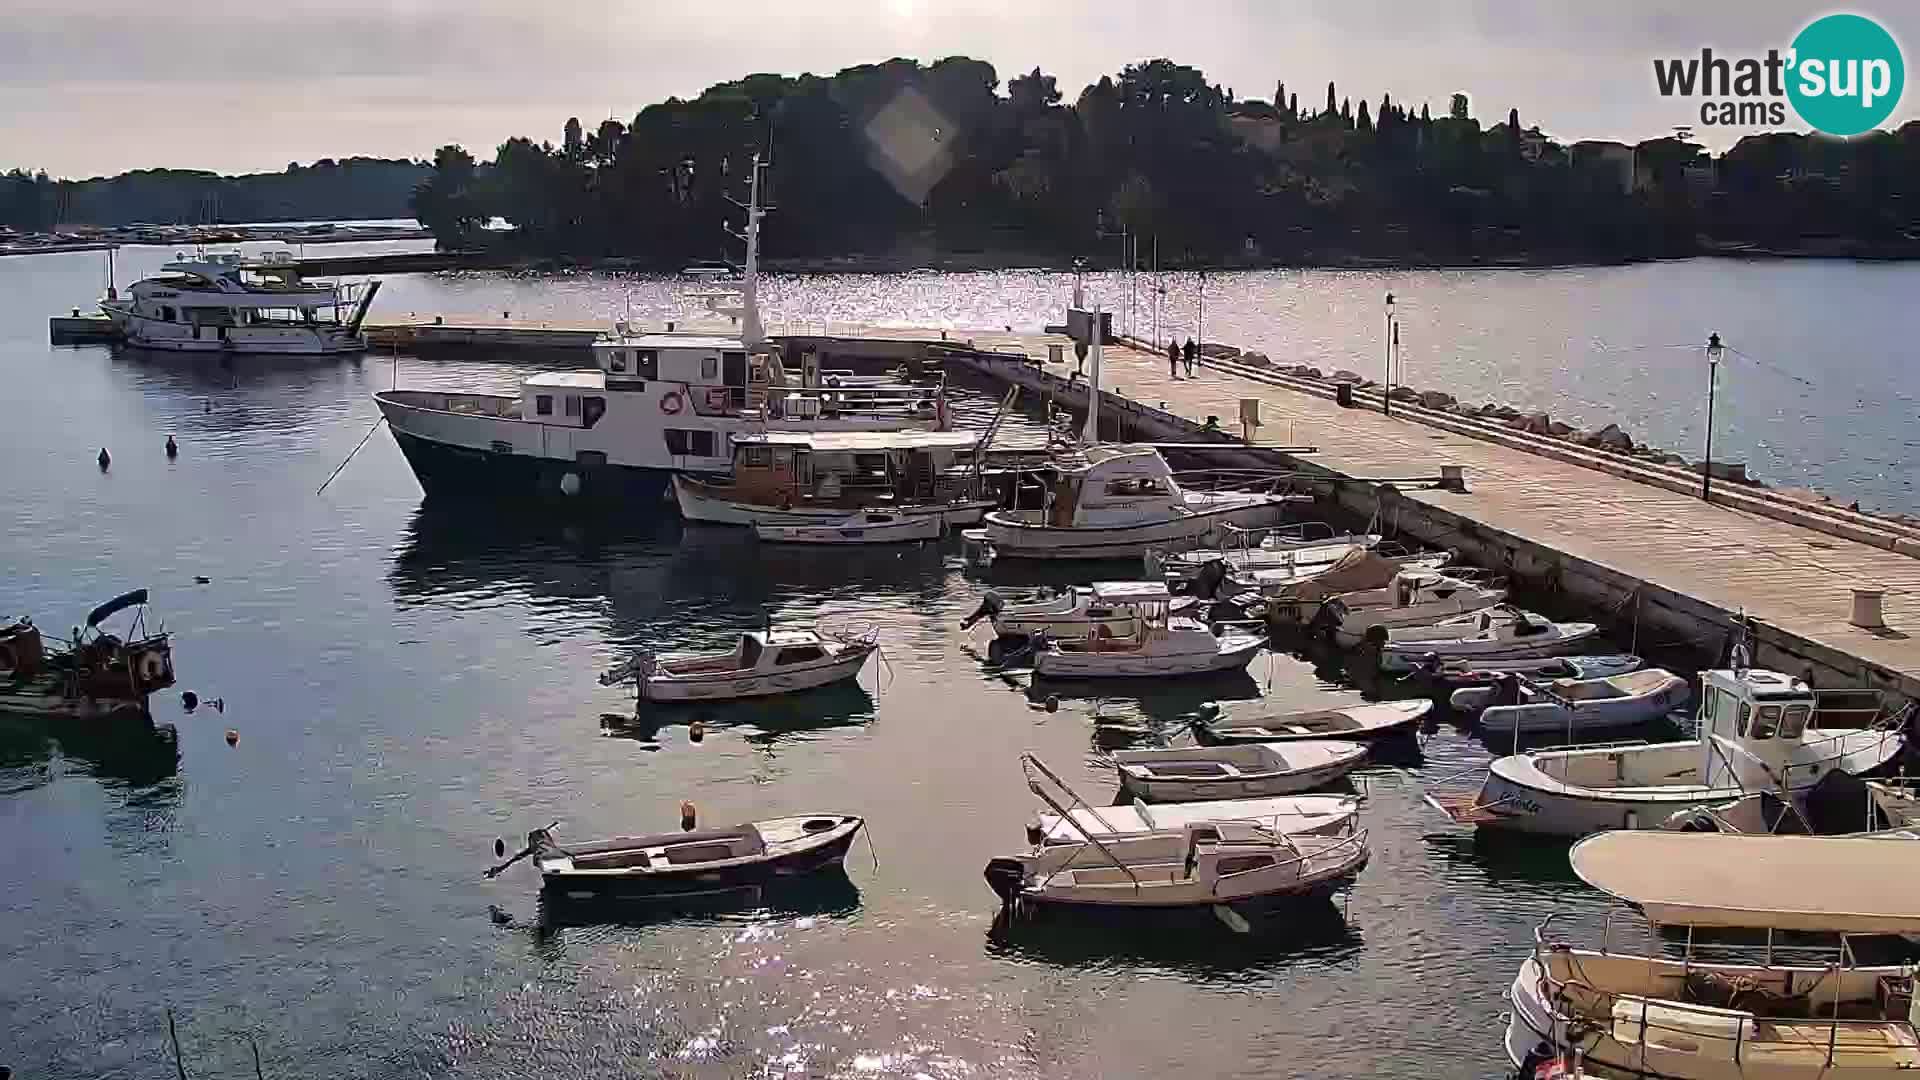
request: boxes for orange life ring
[660,391,685,415]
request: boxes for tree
[1341,97,1352,127]
[1289,92,1298,119]
[411,144,483,247]
[1357,100,1372,133]
[1325,81,1337,117]
[1421,102,1432,123]
[1450,93,1470,120]
[1275,81,1287,117]
[563,117,584,162]
[1507,108,1522,157]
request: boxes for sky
[5,0,1917,178]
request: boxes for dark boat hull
[390,430,673,509]
[539,824,862,898]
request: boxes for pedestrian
[1184,337,1198,377]
[1167,338,1181,378]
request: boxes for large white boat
[101,251,377,354]
[1425,667,1907,837]
[979,444,1300,560]
[373,157,950,507]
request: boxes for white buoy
[559,472,582,497]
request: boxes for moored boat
[600,624,877,703]
[488,815,865,898]
[1452,667,1690,735]
[1030,584,1264,679]
[1309,568,1508,646]
[754,510,943,544]
[1410,653,1643,691]
[1028,793,1363,844]
[1112,740,1369,802]
[0,589,176,720]
[100,251,377,355]
[1369,607,1602,671]
[960,579,1202,639]
[1191,699,1432,744]
[672,429,997,527]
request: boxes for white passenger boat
[1370,607,1602,670]
[374,157,950,508]
[1029,793,1363,844]
[960,580,1200,639]
[1425,667,1907,837]
[101,251,378,354]
[754,510,943,544]
[599,625,877,703]
[1112,740,1368,802]
[980,445,1299,560]
[1451,667,1690,735]
[1506,831,1920,1080]
[1312,568,1508,646]
[1191,699,1432,744]
[672,430,998,526]
[1030,584,1264,679]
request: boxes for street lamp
[1702,332,1724,502]
[1197,269,1207,360]
[1383,292,1397,416]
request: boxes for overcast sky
[5,0,1916,178]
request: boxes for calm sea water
[0,241,1898,1079]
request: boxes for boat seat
[557,827,764,858]
[1141,760,1239,778]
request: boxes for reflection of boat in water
[0,708,181,790]
[533,865,862,934]
[985,892,1360,962]
[600,680,877,745]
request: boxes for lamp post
[1383,292,1397,416]
[1197,269,1207,360]
[1702,332,1724,502]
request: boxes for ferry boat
[373,157,951,508]
[101,251,377,354]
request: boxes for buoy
[224,729,239,746]
[181,691,198,712]
[165,435,178,458]
[494,837,506,859]
[203,399,212,413]
[688,717,706,743]
[1044,695,1060,713]
[680,800,697,831]
[193,575,210,584]
[558,472,581,497]
[487,904,513,926]
[97,448,111,470]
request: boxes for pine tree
[1421,102,1432,123]
[1341,97,1352,127]
[1357,99,1372,133]
[1289,92,1298,119]
[1276,81,1287,115]
[1325,81,1337,116]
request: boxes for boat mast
[1081,303,1103,446]
[727,154,768,351]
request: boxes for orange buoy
[224,729,238,746]
[688,718,706,743]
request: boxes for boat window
[740,636,763,668]
[774,646,826,665]
[635,350,658,380]
[581,396,605,429]
[742,446,773,468]
[564,394,582,417]
[161,306,177,322]
[701,356,719,380]
[535,395,554,416]
[1217,855,1275,875]
[608,351,627,373]
[1735,701,1751,737]
[664,429,718,457]
[665,429,690,455]
[690,430,716,457]
[1750,704,1782,740]
[1104,477,1168,496]
[1779,704,1811,738]
[1086,608,1113,618]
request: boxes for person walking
[1167,339,1181,379]
[1183,337,1198,377]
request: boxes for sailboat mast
[1081,303,1103,446]
[740,155,766,350]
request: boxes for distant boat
[600,624,877,703]
[0,589,176,720]
[100,251,376,355]
[1111,740,1369,802]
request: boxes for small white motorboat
[1032,613,1265,679]
[960,579,1199,639]
[1425,667,1909,837]
[1147,524,1381,585]
[754,509,943,544]
[1371,608,1602,671]
[487,815,866,898]
[1411,653,1643,691]
[1191,699,1432,744]
[1312,569,1508,646]
[600,624,877,703]
[1028,793,1363,845]
[1451,667,1690,735]
[1112,740,1369,802]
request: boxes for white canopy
[1090,581,1171,604]
[732,430,978,452]
[1571,831,1920,934]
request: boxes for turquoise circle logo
[1787,13,1905,136]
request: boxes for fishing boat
[1368,607,1602,671]
[672,430,998,527]
[1259,547,1464,622]
[1424,667,1909,837]
[374,157,950,508]
[1409,653,1643,691]
[1191,699,1432,744]
[978,444,1300,561]
[0,590,175,720]
[101,251,378,354]
[1146,524,1382,586]
[1451,667,1690,735]
[1029,584,1264,679]
[960,580,1201,639]
[1028,793,1363,845]
[599,624,877,703]
[1112,740,1369,802]
[1506,830,1920,1080]
[487,815,865,898]
[754,510,943,544]
[1308,568,1508,646]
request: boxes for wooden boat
[1191,699,1432,744]
[600,624,876,703]
[0,589,175,720]
[1370,607,1602,671]
[1425,667,1908,837]
[1261,547,1468,622]
[1411,653,1643,691]
[1028,793,1363,845]
[753,509,942,544]
[487,815,865,898]
[1311,569,1507,646]
[1146,524,1381,586]
[1506,831,1920,1079]
[671,429,998,527]
[980,444,1300,561]
[1112,740,1368,802]
[1030,586,1264,679]
[1451,667,1690,735]
[961,580,1200,639]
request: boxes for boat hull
[675,476,994,527]
[104,304,364,355]
[539,821,863,898]
[1117,757,1363,802]
[755,517,942,544]
[390,428,673,507]
[983,501,1292,561]
[1034,635,1264,679]
[640,648,872,702]
[1375,625,1602,672]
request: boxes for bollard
[1850,587,1888,630]
[1335,383,1355,408]
[1439,465,1466,492]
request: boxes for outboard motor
[984,857,1027,906]
[1193,559,1231,602]
[959,592,1004,630]
[1306,598,1346,642]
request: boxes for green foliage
[0,159,426,229]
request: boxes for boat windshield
[740,635,764,669]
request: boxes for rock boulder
[1417,389,1456,410]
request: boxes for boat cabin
[127,252,359,326]
[1029,445,1195,527]
[589,330,944,425]
[1694,667,1895,790]
[704,429,982,508]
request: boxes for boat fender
[1362,624,1390,650]
[1044,695,1059,713]
[680,800,697,831]
[559,472,582,497]
[225,729,239,746]
[689,718,706,743]
[660,391,685,415]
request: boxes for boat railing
[1209,827,1368,895]
[1019,753,1143,892]
[1535,909,1855,968]
[1521,737,1650,756]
